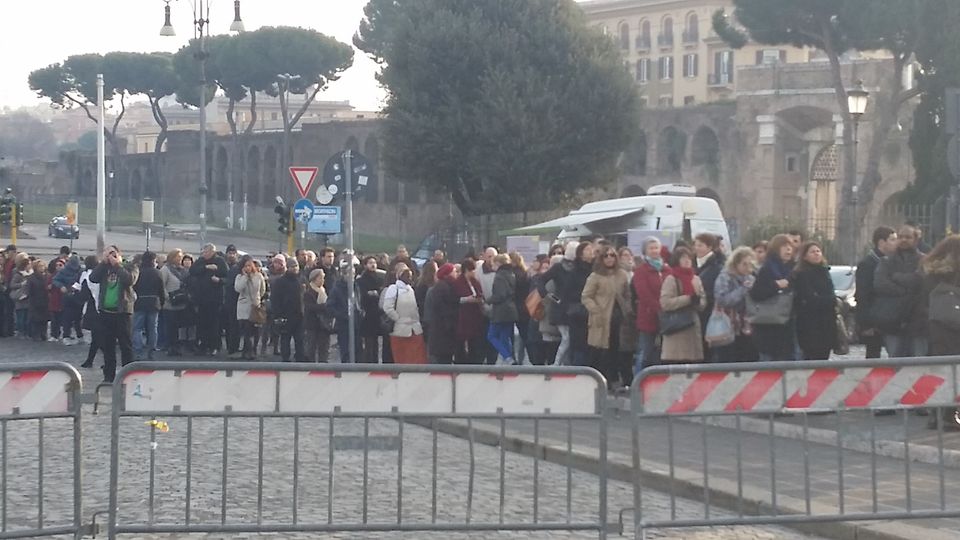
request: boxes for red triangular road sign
[289,167,319,199]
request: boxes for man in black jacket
[271,257,304,362]
[855,226,897,358]
[222,245,242,357]
[189,243,228,355]
[873,225,926,358]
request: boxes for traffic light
[275,203,288,234]
[0,189,13,225]
[16,203,23,226]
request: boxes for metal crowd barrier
[0,362,84,539]
[107,362,610,539]
[629,355,960,538]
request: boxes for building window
[636,58,650,83]
[786,154,799,173]
[658,96,673,108]
[683,53,698,78]
[659,56,674,80]
[756,49,787,65]
[636,20,651,49]
[684,96,695,106]
[658,16,674,47]
[683,13,699,43]
[619,22,630,50]
[711,51,734,84]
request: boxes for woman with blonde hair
[712,246,758,362]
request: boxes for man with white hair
[189,243,228,356]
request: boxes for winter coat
[425,278,460,356]
[793,264,838,356]
[27,273,49,323]
[52,256,81,290]
[224,262,242,309]
[382,281,423,337]
[514,268,531,323]
[415,282,432,322]
[487,265,519,324]
[855,249,883,328]
[9,269,31,310]
[659,274,706,362]
[160,264,189,312]
[79,270,100,332]
[47,275,63,313]
[532,272,560,340]
[581,267,636,351]
[270,273,304,323]
[873,248,925,336]
[538,259,592,326]
[188,255,228,305]
[749,259,795,359]
[357,271,385,337]
[695,251,726,328]
[133,265,165,313]
[632,260,670,334]
[478,263,498,301]
[303,285,333,335]
[923,255,960,356]
[713,269,754,337]
[453,275,485,340]
[234,272,265,321]
[89,262,138,314]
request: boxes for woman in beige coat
[582,245,636,390]
[660,247,707,363]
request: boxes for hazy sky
[0,0,386,111]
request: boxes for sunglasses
[603,253,617,259]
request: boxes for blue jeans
[133,310,159,360]
[634,332,661,375]
[15,309,27,336]
[487,322,515,361]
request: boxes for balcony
[657,34,674,48]
[682,30,699,45]
[708,72,733,87]
[635,36,651,51]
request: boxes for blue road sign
[293,198,315,223]
[307,206,342,234]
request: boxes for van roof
[576,195,724,219]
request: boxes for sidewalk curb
[427,418,957,540]
[610,396,960,469]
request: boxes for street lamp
[160,0,245,248]
[847,80,869,262]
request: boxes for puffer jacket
[487,265,519,324]
[9,268,32,310]
[383,281,423,337]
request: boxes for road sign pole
[287,207,295,254]
[345,150,356,364]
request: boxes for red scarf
[670,265,696,296]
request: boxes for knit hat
[309,268,324,282]
[563,241,579,261]
[272,253,286,266]
[436,263,455,280]
[286,257,299,269]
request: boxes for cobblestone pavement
[0,339,829,539]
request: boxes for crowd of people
[0,224,958,403]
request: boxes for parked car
[48,216,80,239]
[830,265,857,344]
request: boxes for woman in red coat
[632,237,670,374]
[452,259,486,364]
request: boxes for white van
[514,183,731,251]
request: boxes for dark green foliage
[355,0,640,215]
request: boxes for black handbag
[929,281,960,331]
[658,278,696,335]
[168,287,190,307]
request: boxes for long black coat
[356,271,384,336]
[270,273,303,322]
[793,265,837,358]
[188,255,228,306]
[749,260,795,359]
[27,273,49,323]
[696,252,726,329]
[425,278,460,357]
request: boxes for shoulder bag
[525,289,545,321]
[658,278,696,336]
[745,290,794,325]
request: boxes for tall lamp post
[847,80,869,262]
[276,73,300,203]
[160,0,244,248]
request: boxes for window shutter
[693,54,698,77]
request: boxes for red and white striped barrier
[0,369,74,415]
[118,365,605,415]
[638,364,959,414]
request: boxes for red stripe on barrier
[786,369,840,408]
[12,371,45,380]
[901,374,946,405]
[308,371,337,377]
[666,372,727,414]
[724,371,782,412]
[183,370,217,376]
[123,370,155,378]
[844,367,897,407]
[639,373,670,402]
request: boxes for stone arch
[691,126,720,183]
[263,145,278,202]
[809,144,840,239]
[247,146,261,206]
[639,19,651,41]
[661,15,674,40]
[625,131,647,176]
[622,185,647,198]
[364,135,380,203]
[657,126,687,175]
[215,146,229,201]
[618,21,630,49]
[130,169,143,201]
[684,12,698,40]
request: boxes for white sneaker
[47,337,59,343]
[63,337,78,346]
